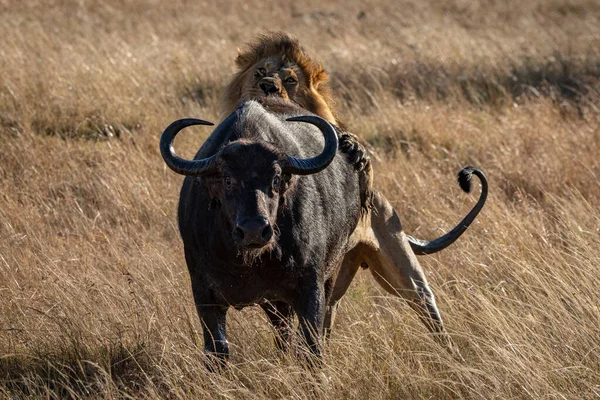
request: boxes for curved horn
[283,115,339,175]
[408,166,488,255]
[159,118,215,176]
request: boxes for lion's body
[216,32,485,355]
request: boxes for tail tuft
[457,166,474,193]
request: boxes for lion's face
[241,56,307,104]
[222,32,339,125]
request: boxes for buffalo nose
[259,79,281,95]
[234,217,273,247]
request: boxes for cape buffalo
[160,98,365,364]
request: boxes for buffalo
[160,98,366,364]
[160,96,488,365]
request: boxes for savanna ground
[1,0,599,398]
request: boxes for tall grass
[1,0,599,398]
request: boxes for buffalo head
[160,115,338,260]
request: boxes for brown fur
[221,31,340,126]
[222,32,373,216]
[221,33,456,354]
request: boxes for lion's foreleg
[325,245,365,336]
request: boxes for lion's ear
[235,49,253,69]
[311,69,329,89]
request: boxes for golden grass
[1,0,599,398]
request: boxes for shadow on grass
[333,51,600,111]
[0,342,152,398]
[30,112,141,142]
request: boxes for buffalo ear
[279,173,295,198]
[201,174,224,209]
[208,197,221,211]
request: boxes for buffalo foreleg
[189,274,230,369]
[199,305,229,358]
[294,279,326,361]
[261,301,294,351]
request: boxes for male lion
[222,32,340,127]
[220,32,487,352]
[222,32,373,212]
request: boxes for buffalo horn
[283,115,338,175]
[159,118,215,176]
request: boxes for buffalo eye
[284,77,297,84]
[224,176,232,190]
[272,175,281,192]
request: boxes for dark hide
[175,98,361,364]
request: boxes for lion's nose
[259,78,281,95]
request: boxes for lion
[222,32,373,213]
[219,32,487,354]
[222,31,340,126]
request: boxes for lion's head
[222,32,340,126]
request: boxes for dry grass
[1,0,599,398]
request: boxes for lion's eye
[272,175,281,191]
[284,77,297,84]
[256,68,266,77]
[224,176,232,189]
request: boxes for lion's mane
[221,31,340,125]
